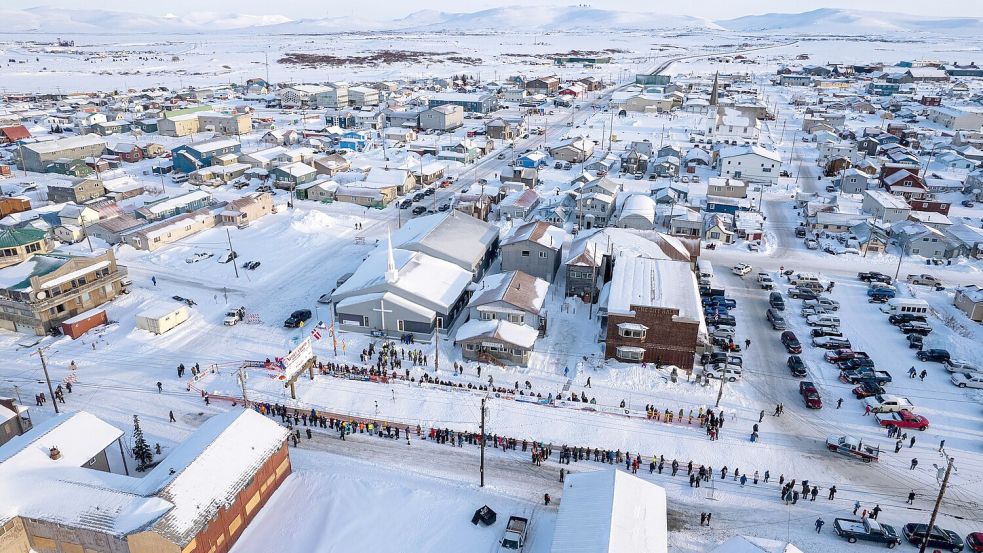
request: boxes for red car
[799,381,822,409]
[876,410,929,430]
[824,349,870,363]
[966,532,983,552]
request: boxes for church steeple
[709,71,720,107]
[385,230,399,284]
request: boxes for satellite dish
[36,291,47,300]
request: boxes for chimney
[49,447,62,460]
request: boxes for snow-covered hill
[390,6,723,31]
[0,7,291,33]
[717,8,983,35]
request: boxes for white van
[790,273,821,287]
[879,298,930,315]
[697,260,714,281]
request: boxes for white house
[717,145,782,183]
[862,190,910,223]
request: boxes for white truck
[224,306,245,326]
[863,394,914,414]
[906,274,943,287]
[500,516,529,551]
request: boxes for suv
[788,287,819,300]
[902,524,964,552]
[769,292,785,311]
[917,349,950,363]
[766,308,786,330]
[781,331,802,354]
[858,271,892,284]
[283,309,312,328]
[889,313,927,326]
[787,355,807,377]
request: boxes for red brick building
[604,256,702,372]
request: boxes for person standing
[907,490,916,504]
[870,504,882,520]
[815,518,825,533]
[853,500,861,515]
[705,513,712,526]
[828,485,836,500]
[910,458,918,470]
[544,493,551,506]
[700,512,707,526]
[168,410,176,423]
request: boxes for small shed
[60,308,108,339]
[136,303,190,335]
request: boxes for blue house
[867,82,901,96]
[339,131,370,152]
[171,138,242,173]
[704,195,743,215]
[516,151,548,169]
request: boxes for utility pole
[237,365,249,408]
[480,396,487,487]
[34,348,59,414]
[226,228,239,278]
[715,374,726,408]
[919,457,955,553]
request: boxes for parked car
[951,372,983,389]
[833,518,902,547]
[811,327,843,338]
[500,515,529,551]
[961,200,976,208]
[864,394,914,413]
[965,532,983,553]
[907,334,924,349]
[767,308,786,330]
[781,331,802,354]
[804,238,819,250]
[800,381,822,409]
[853,382,886,399]
[732,263,752,276]
[858,271,892,284]
[704,364,743,382]
[837,357,875,371]
[283,309,312,328]
[788,287,819,300]
[806,314,840,327]
[399,199,413,209]
[841,369,892,385]
[876,409,929,430]
[917,349,951,363]
[944,359,982,374]
[867,287,896,299]
[906,274,943,287]
[813,336,852,349]
[758,275,775,289]
[825,349,869,363]
[709,353,743,367]
[217,250,238,264]
[769,291,785,310]
[899,321,933,336]
[412,206,427,215]
[787,355,807,377]
[902,523,964,552]
[803,297,840,311]
[889,313,927,325]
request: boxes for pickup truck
[906,274,943,287]
[500,516,529,551]
[840,369,892,385]
[827,435,880,462]
[223,306,245,326]
[864,394,914,413]
[833,517,902,547]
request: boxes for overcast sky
[8,0,983,19]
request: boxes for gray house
[332,242,473,338]
[500,221,567,282]
[564,233,606,299]
[456,271,548,365]
[392,212,500,281]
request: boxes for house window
[480,312,494,321]
[397,320,404,332]
[710,232,720,239]
[508,313,523,323]
[521,250,530,257]
[617,323,647,339]
[465,343,476,351]
[615,346,645,361]
[539,251,548,258]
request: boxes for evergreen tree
[131,415,153,470]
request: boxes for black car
[902,523,964,552]
[781,331,802,354]
[852,381,886,398]
[811,327,843,338]
[707,315,737,327]
[917,349,950,363]
[437,203,451,212]
[399,199,413,209]
[907,334,924,349]
[889,313,927,325]
[423,187,435,196]
[899,322,933,336]
[411,206,427,215]
[837,358,875,371]
[788,287,819,300]
[787,356,807,377]
[858,271,892,284]
[171,295,196,307]
[412,193,425,202]
[868,295,889,304]
[709,353,743,367]
[283,309,312,328]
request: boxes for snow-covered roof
[455,319,538,349]
[718,145,781,162]
[391,212,498,273]
[549,469,668,553]
[23,134,105,155]
[607,256,701,322]
[619,194,657,224]
[502,221,566,250]
[468,270,549,314]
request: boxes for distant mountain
[716,8,983,35]
[389,6,723,31]
[1,5,978,36]
[0,7,291,33]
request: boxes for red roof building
[0,125,31,143]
